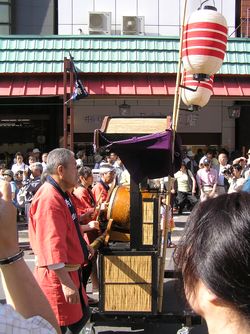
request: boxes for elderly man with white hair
[29,148,92,334]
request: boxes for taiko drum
[107,185,130,231]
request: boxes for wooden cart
[89,116,202,333]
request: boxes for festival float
[68,1,228,332]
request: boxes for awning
[1,75,250,97]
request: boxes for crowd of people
[0,147,131,334]
[173,147,250,214]
[0,146,250,333]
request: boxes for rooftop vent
[122,16,144,35]
[89,12,111,35]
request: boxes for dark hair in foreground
[174,192,250,319]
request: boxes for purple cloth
[106,130,182,183]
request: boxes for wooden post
[63,57,69,148]
[157,176,174,312]
[69,59,74,151]
[130,177,142,250]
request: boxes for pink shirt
[196,167,218,187]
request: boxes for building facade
[0,0,250,160]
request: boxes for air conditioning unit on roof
[122,16,145,35]
[89,12,111,35]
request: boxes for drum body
[107,186,130,231]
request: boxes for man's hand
[0,180,19,258]
[61,282,80,304]
[88,220,100,230]
[55,267,81,304]
[208,192,215,198]
[100,202,109,211]
[80,211,94,224]
[87,245,95,260]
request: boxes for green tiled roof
[0,35,250,75]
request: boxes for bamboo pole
[172,0,188,132]
[158,0,188,313]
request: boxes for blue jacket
[242,177,250,193]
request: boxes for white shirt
[11,163,28,175]
[0,304,56,334]
[42,162,47,171]
[228,177,246,194]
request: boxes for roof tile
[0,36,250,74]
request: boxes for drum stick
[93,191,103,219]
[95,191,103,208]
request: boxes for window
[0,1,11,34]
[0,24,10,34]
[0,3,10,22]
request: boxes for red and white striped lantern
[181,72,214,108]
[182,6,228,75]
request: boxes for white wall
[73,97,236,151]
[58,0,236,36]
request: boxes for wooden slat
[103,118,169,134]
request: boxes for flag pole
[63,57,70,148]
[69,58,74,151]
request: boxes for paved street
[0,214,208,333]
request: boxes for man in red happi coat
[92,162,116,231]
[92,162,116,204]
[29,148,92,334]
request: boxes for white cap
[33,148,41,154]
[99,162,115,174]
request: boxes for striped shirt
[0,304,56,334]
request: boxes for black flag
[65,55,88,105]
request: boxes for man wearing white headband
[93,163,115,202]
[92,162,116,230]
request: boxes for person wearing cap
[196,158,218,202]
[92,162,116,203]
[199,149,218,169]
[11,152,28,175]
[92,162,116,231]
[2,169,19,208]
[32,148,41,162]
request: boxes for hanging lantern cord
[198,0,215,10]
